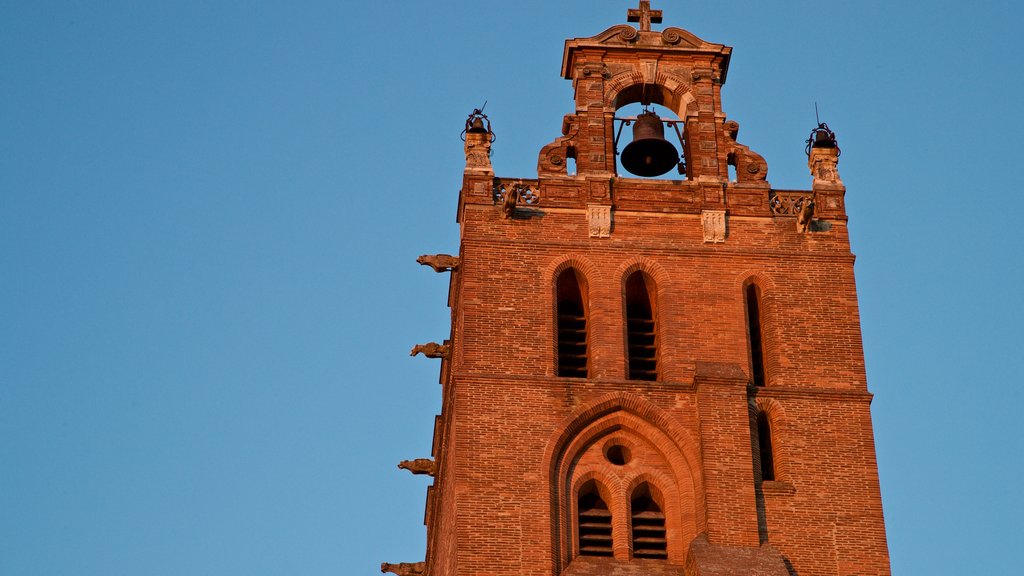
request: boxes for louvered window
[757,411,775,481]
[630,485,667,559]
[557,269,588,378]
[745,284,766,387]
[577,482,613,557]
[625,272,657,381]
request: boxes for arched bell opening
[613,102,687,179]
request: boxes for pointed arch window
[625,272,657,381]
[756,411,775,481]
[630,484,667,559]
[745,283,766,387]
[557,269,589,378]
[577,480,613,557]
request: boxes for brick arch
[543,392,705,571]
[604,70,697,119]
[546,254,600,377]
[753,397,789,482]
[736,269,776,292]
[622,469,690,560]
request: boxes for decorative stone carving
[493,180,539,218]
[587,205,612,238]
[701,210,727,243]
[416,254,460,273]
[769,192,812,216]
[397,459,436,477]
[722,120,768,183]
[796,197,815,233]
[538,114,580,175]
[410,342,449,359]
[502,186,519,218]
[381,562,426,576]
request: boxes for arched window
[577,480,612,557]
[625,272,657,381]
[630,483,667,559]
[744,283,766,387]
[756,411,775,481]
[557,269,588,378]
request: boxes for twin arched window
[576,481,668,560]
[555,268,660,381]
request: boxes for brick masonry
[399,4,891,576]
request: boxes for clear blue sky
[2,1,1022,574]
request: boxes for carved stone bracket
[587,205,612,238]
[381,562,426,576]
[410,342,450,359]
[701,210,726,243]
[416,254,460,273]
[398,458,436,477]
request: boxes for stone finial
[381,562,426,576]
[462,109,494,174]
[410,342,450,359]
[397,459,436,477]
[416,254,460,272]
[806,122,842,187]
[808,147,842,187]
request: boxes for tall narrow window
[745,283,766,387]
[557,269,588,378]
[625,272,657,381]
[577,481,613,557]
[630,484,667,559]
[757,411,775,481]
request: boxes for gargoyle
[416,254,460,273]
[410,342,449,359]
[796,197,815,233]
[502,186,519,219]
[381,562,426,576]
[398,458,437,477]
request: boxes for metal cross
[627,1,663,32]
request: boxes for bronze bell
[621,110,680,177]
[467,117,488,134]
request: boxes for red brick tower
[387,3,891,576]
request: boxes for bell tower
[385,3,889,576]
